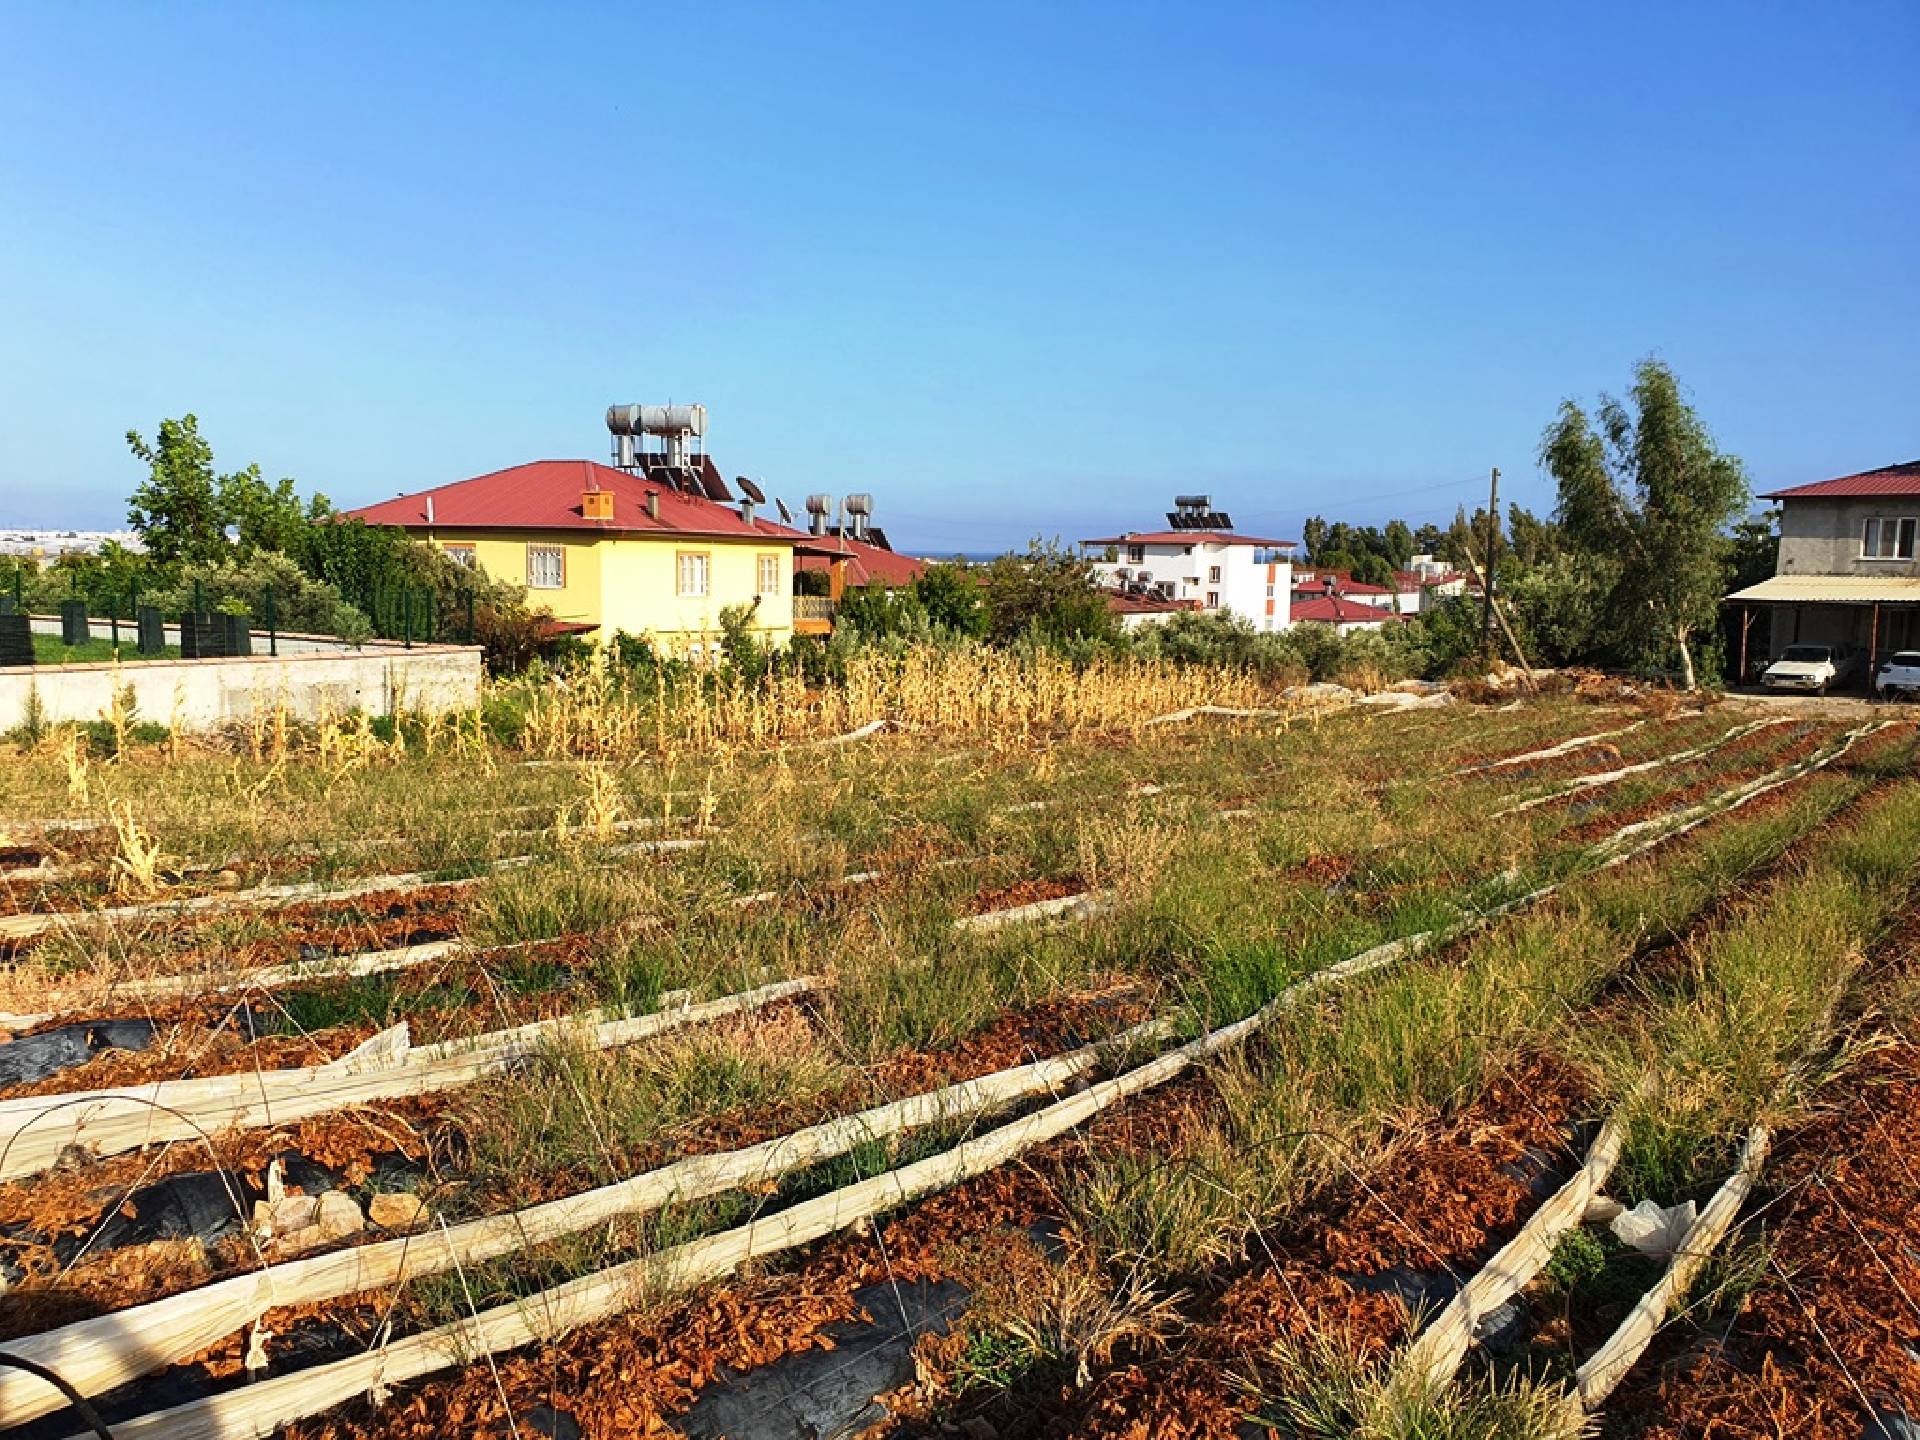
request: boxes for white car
[1875,650,1920,700]
[1761,644,1859,694]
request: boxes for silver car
[1875,650,1920,699]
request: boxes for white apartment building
[1083,497,1297,632]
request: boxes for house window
[1862,517,1917,560]
[1208,565,1222,583]
[443,544,477,571]
[1265,583,1275,598]
[677,551,711,597]
[1126,544,1145,564]
[1206,591,1220,609]
[526,544,565,589]
[757,553,781,595]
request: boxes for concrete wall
[0,645,483,732]
[1778,498,1920,578]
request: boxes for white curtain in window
[678,552,710,596]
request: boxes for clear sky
[2,2,1914,553]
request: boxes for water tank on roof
[606,404,708,437]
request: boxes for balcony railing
[792,595,837,624]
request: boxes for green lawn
[30,634,181,664]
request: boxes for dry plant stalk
[578,762,623,842]
[59,726,89,804]
[107,799,166,897]
[517,647,1277,759]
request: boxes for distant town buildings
[0,529,144,559]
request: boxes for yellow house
[347,459,799,653]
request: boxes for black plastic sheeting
[50,1169,255,1262]
[676,1280,968,1439]
[21,1150,424,1262]
[0,1020,156,1087]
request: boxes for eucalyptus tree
[1541,360,1748,689]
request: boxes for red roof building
[794,533,927,589]
[1105,591,1202,629]
[1290,593,1413,630]
[1761,460,1920,500]
[346,459,794,542]
[341,458,806,651]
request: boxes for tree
[1541,359,1749,689]
[909,561,988,638]
[126,415,230,567]
[1301,515,1330,564]
[1505,505,1562,568]
[1727,507,1780,593]
[222,465,331,555]
[978,540,1118,647]
[1347,551,1394,587]
[1382,519,1415,570]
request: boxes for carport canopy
[1726,575,1920,604]
[1725,574,1920,681]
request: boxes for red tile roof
[1082,531,1297,548]
[1294,577,1392,597]
[1290,594,1410,625]
[344,459,797,543]
[795,535,927,588]
[1105,591,1199,615]
[1762,461,1920,500]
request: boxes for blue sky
[2,2,1914,553]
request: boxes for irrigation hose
[0,1349,116,1439]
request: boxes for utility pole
[1481,467,1500,664]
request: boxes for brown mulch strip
[1608,1039,1920,1439]
[1559,727,1836,845]
[1,884,474,981]
[964,877,1085,917]
[1027,1055,1593,1440]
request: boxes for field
[0,677,1916,1440]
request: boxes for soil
[1603,996,1920,1436]
[1,884,476,984]
[964,877,1086,917]
[1561,724,1841,844]
[939,1055,1594,1440]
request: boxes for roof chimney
[739,498,756,526]
[644,489,661,523]
[582,482,615,522]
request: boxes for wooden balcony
[792,595,836,636]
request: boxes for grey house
[1727,460,1920,680]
